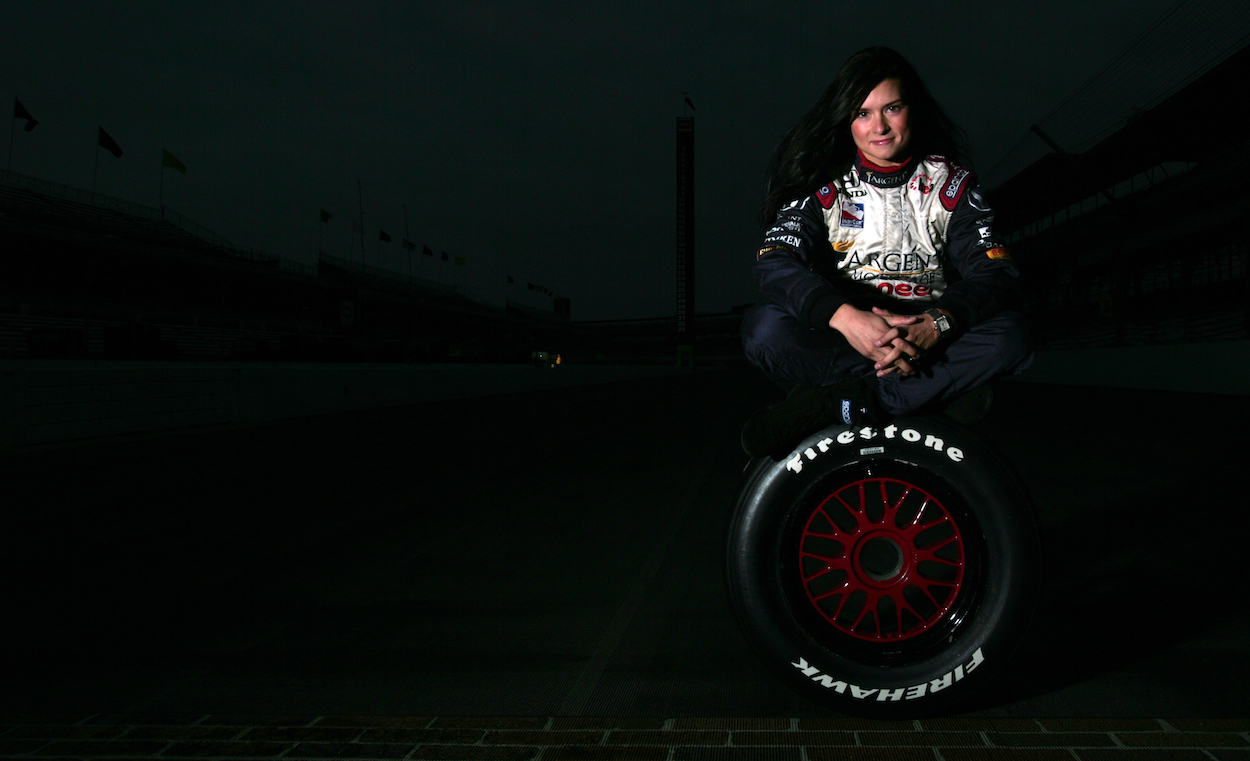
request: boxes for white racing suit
[742,153,1033,414]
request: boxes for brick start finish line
[1,716,1246,760]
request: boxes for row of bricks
[0,724,1245,739]
[1,740,1250,761]
[2,718,1248,732]
[1,731,1248,751]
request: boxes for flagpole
[6,114,14,172]
[92,144,100,196]
[356,180,365,268]
[459,224,467,293]
[403,204,412,281]
[158,155,165,216]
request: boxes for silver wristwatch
[924,308,952,338]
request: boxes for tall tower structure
[675,116,694,337]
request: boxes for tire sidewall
[726,416,1039,717]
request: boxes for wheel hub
[855,533,906,584]
[797,476,966,642]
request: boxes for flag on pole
[320,209,332,223]
[378,229,392,242]
[161,148,187,174]
[13,99,37,131]
[422,244,434,257]
[402,238,415,251]
[97,127,123,157]
[507,275,514,284]
[441,251,449,262]
[683,92,696,111]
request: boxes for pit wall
[3,342,1246,450]
[1014,341,1249,397]
[0,361,692,450]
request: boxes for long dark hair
[760,46,968,225]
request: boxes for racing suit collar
[854,150,917,188]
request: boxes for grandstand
[988,42,1249,352]
[0,162,756,366]
[0,167,604,364]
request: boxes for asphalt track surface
[4,365,1249,718]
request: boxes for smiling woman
[739,46,1034,460]
[850,78,911,168]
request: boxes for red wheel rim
[797,477,966,642]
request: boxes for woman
[740,46,1032,458]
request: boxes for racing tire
[725,415,1039,718]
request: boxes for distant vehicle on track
[531,350,561,368]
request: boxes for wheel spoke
[850,595,875,633]
[801,555,850,581]
[811,578,850,597]
[896,593,926,628]
[899,512,949,543]
[885,484,914,529]
[915,536,961,566]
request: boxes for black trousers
[741,301,1034,415]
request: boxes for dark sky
[2,0,1223,320]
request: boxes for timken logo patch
[986,247,1011,260]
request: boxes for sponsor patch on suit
[840,201,864,229]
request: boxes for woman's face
[850,78,911,167]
